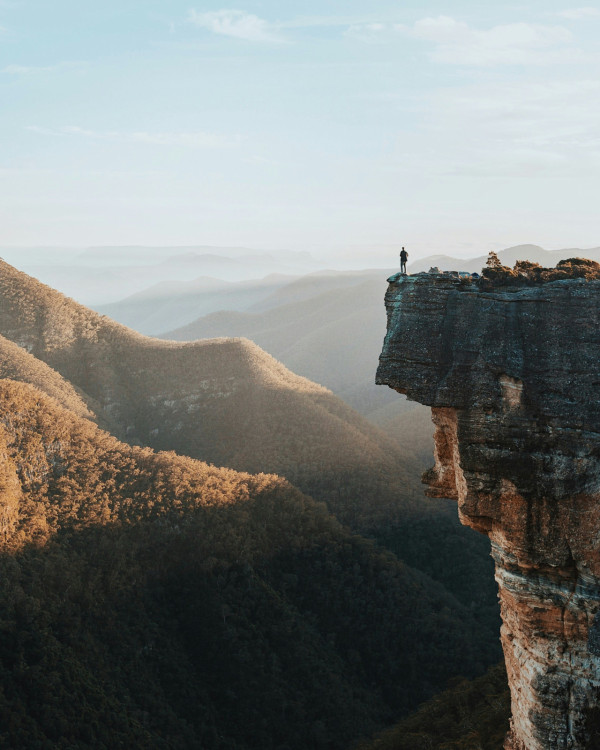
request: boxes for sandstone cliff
[377,271,600,749]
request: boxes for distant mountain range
[3,241,597,312]
[0,246,324,305]
[96,273,297,334]
[94,242,600,338]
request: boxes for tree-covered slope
[0,379,499,749]
[0,332,94,421]
[0,260,426,530]
[355,662,510,750]
[0,259,500,618]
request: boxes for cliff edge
[377,271,600,750]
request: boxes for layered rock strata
[377,272,600,749]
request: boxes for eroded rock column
[377,273,600,749]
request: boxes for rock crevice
[377,272,600,749]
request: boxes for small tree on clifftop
[486,251,502,269]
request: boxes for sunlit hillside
[0,378,498,748]
[0,259,499,618]
[0,259,425,530]
[0,332,97,423]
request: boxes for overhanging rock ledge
[377,271,600,750]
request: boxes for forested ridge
[0,261,500,591]
[0,379,497,748]
[0,259,426,530]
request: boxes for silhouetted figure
[400,247,408,275]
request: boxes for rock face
[377,272,600,749]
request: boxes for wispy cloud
[3,64,53,74]
[409,16,575,65]
[347,16,580,66]
[2,61,87,75]
[344,23,389,43]
[187,9,285,43]
[281,15,376,30]
[27,125,241,148]
[557,7,600,20]
[422,78,600,176]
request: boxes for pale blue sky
[1,1,600,258]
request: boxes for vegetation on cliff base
[355,662,510,750]
[480,253,600,288]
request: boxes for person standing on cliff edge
[400,247,408,275]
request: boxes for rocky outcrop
[377,272,600,749]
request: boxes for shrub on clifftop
[480,255,600,288]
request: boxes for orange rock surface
[377,271,600,749]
